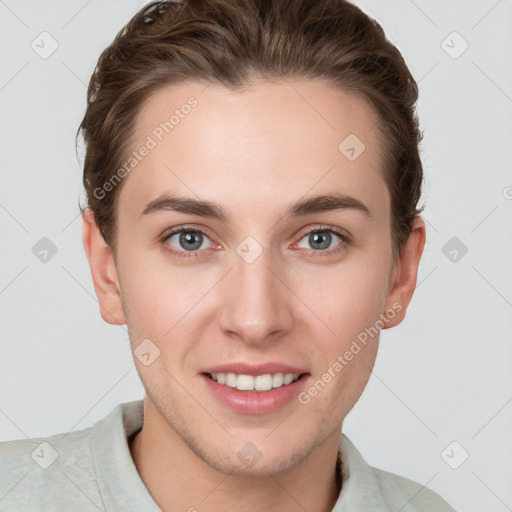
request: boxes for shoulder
[0,425,103,511]
[371,465,456,511]
[337,435,457,511]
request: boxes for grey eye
[166,230,213,252]
[297,230,342,251]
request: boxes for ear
[382,216,426,328]
[81,208,126,326]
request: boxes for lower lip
[201,374,310,415]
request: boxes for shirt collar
[91,400,160,511]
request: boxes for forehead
[118,79,389,226]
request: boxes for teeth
[209,372,301,391]
[255,374,272,391]
[283,373,294,385]
[272,373,284,388]
[226,373,237,388]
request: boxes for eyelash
[159,224,349,259]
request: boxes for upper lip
[201,362,309,376]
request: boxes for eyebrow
[139,192,372,222]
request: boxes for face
[84,79,424,477]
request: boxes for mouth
[200,365,311,414]
[204,371,307,391]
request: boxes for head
[80,0,426,476]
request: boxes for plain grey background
[1,1,511,511]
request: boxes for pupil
[181,231,202,250]
[311,231,330,250]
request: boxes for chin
[199,445,309,477]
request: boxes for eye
[160,224,349,259]
[161,226,215,258]
[295,226,348,256]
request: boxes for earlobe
[382,216,426,329]
[81,209,126,326]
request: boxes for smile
[207,372,302,391]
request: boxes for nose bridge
[219,239,293,343]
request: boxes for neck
[129,398,343,512]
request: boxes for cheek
[295,257,389,407]
[297,257,391,338]
[117,251,215,352]
[116,250,174,339]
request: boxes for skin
[82,79,425,512]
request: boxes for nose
[218,244,295,346]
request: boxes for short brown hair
[78,0,424,259]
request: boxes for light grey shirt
[0,400,456,511]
